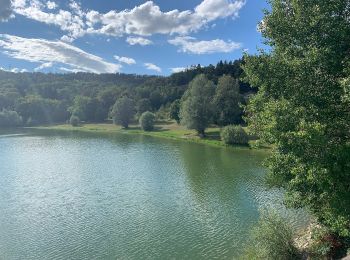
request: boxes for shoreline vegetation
[29,121,266,149]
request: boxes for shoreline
[27,122,265,150]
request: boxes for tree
[139,111,155,131]
[136,98,152,116]
[213,75,242,126]
[70,115,80,127]
[180,74,215,137]
[112,96,134,128]
[69,96,101,122]
[0,109,22,127]
[221,125,249,145]
[169,99,181,124]
[243,1,350,237]
[149,91,163,110]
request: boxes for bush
[221,125,249,145]
[309,226,345,259]
[241,211,301,260]
[70,115,80,127]
[139,111,155,131]
[0,109,22,127]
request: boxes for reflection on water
[0,129,308,259]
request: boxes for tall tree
[112,96,134,128]
[244,0,350,237]
[180,74,215,137]
[169,99,181,124]
[213,75,242,126]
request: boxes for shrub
[309,226,345,259]
[139,111,155,131]
[70,115,80,127]
[241,211,301,260]
[221,125,249,145]
[0,109,22,127]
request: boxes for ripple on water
[0,131,308,260]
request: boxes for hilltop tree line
[0,60,252,128]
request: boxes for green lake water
[0,129,308,259]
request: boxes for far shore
[28,121,266,149]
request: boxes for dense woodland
[0,59,252,128]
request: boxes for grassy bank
[31,121,256,148]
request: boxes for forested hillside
[0,59,252,127]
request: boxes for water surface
[0,129,307,259]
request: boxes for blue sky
[0,0,269,75]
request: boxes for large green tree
[112,96,135,128]
[213,75,242,126]
[244,0,350,236]
[180,74,215,137]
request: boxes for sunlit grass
[32,121,264,149]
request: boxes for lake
[0,129,308,259]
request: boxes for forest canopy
[0,59,252,127]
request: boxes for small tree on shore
[112,96,134,128]
[179,74,215,137]
[139,111,155,131]
[70,115,80,127]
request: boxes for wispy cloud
[144,62,161,73]
[34,61,53,71]
[0,67,27,73]
[114,55,136,65]
[12,0,86,41]
[0,34,121,73]
[126,37,153,46]
[168,36,242,54]
[170,67,187,73]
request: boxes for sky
[0,0,269,75]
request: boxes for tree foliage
[70,115,80,127]
[169,99,181,124]
[213,75,243,126]
[0,59,252,128]
[0,109,22,127]
[139,111,156,131]
[221,125,249,145]
[241,211,300,260]
[180,75,215,136]
[244,0,350,236]
[112,96,135,128]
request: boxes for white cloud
[87,0,246,37]
[170,67,187,73]
[34,61,53,71]
[0,0,12,21]
[114,55,136,65]
[168,36,242,54]
[60,35,75,42]
[126,36,153,46]
[46,1,57,10]
[59,67,86,73]
[0,67,27,73]
[11,0,246,41]
[12,0,86,41]
[69,0,83,16]
[195,0,246,21]
[144,62,161,73]
[0,34,121,73]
